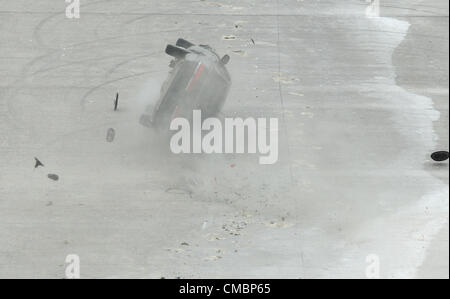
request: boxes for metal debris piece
[48,174,59,181]
[34,157,44,168]
[114,92,119,111]
[223,35,236,40]
[106,128,116,143]
[431,151,449,162]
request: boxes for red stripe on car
[187,64,205,91]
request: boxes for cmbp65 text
[223,284,271,295]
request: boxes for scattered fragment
[221,54,230,65]
[202,221,208,230]
[114,92,119,111]
[106,128,116,143]
[204,233,227,242]
[431,151,449,162]
[265,221,294,229]
[48,174,59,181]
[234,21,248,28]
[46,201,53,207]
[181,242,190,246]
[251,38,255,45]
[222,221,247,236]
[232,50,248,57]
[165,187,193,197]
[288,92,304,97]
[204,256,222,261]
[223,35,236,40]
[165,248,185,254]
[230,164,236,168]
[34,157,44,169]
[301,111,314,118]
[273,75,300,84]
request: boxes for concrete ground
[0,0,448,279]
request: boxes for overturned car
[140,38,231,131]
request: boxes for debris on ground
[202,221,208,230]
[233,20,247,29]
[232,50,247,57]
[34,157,44,169]
[165,248,185,254]
[288,91,304,97]
[223,35,236,40]
[48,174,59,181]
[272,75,300,84]
[265,221,294,229]
[165,187,193,197]
[431,151,449,162]
[222,221,247,236]
[106,128,116,143]
[114,92,119,111]
[181,242,190,246]
[204,256,222,261]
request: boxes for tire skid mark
[80,71,156,108]
[31,0,122,48]
[378,4,446,16]
[64,27,214,50]
[105,52,159,78]
[3,0,133,132]
[29,52,149,76]
[4,52,57,130]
